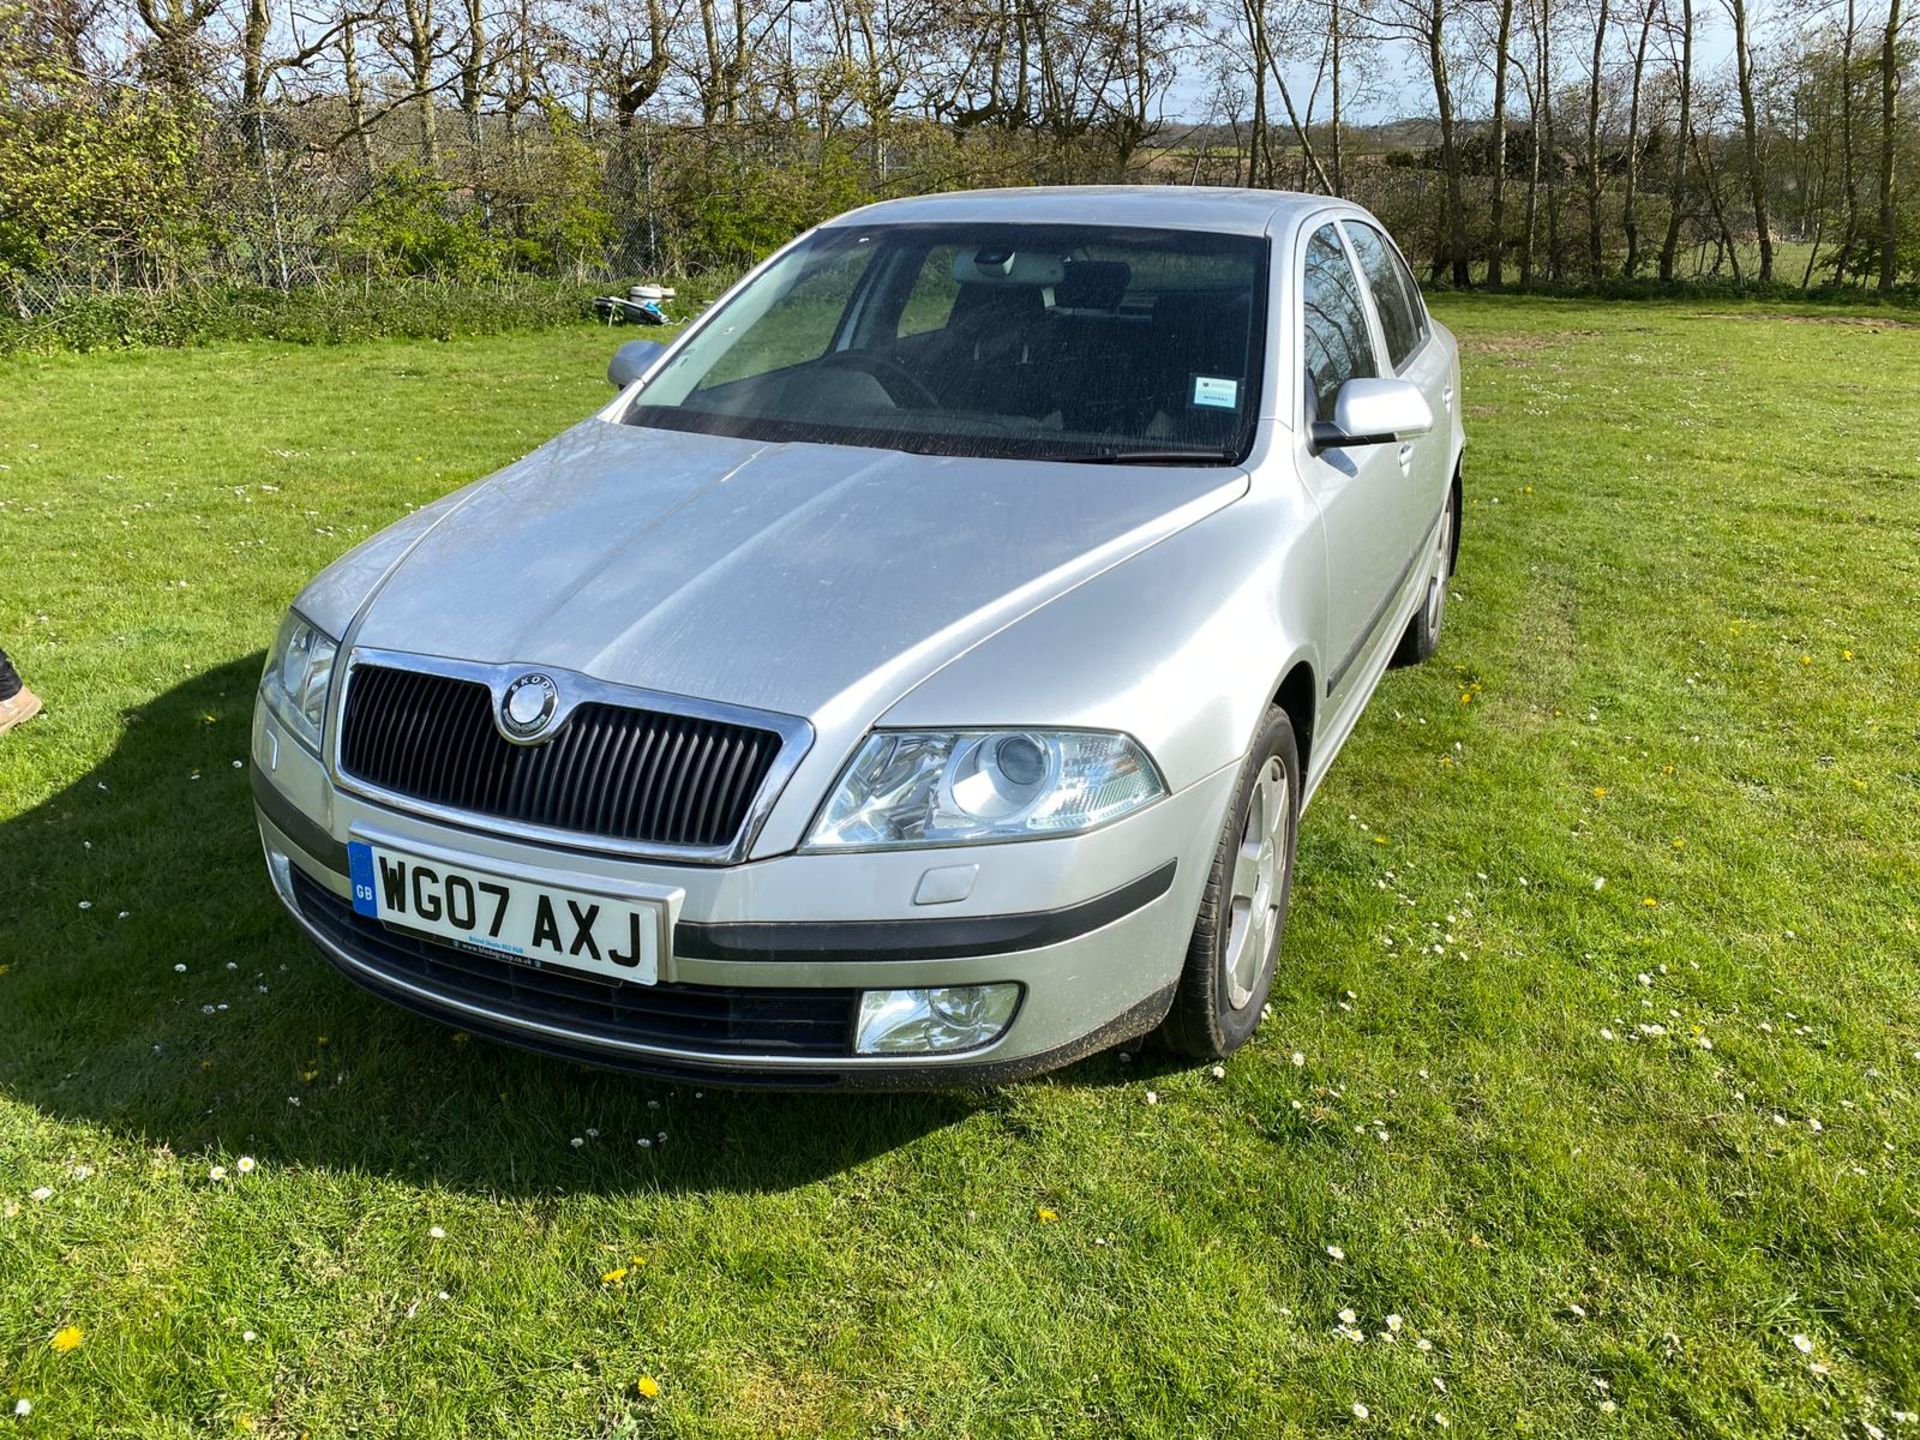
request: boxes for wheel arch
[1272,658,1317,781]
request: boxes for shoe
[0,687,43,734]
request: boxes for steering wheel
[818,350,946,411]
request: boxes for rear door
[1296,221,1406,711]
[1341,218,1452,540]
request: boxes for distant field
[2,296,1917,1438]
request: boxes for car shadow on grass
[1,656,1158,1196]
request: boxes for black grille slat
[291,871,854,1057]
[340,665,783,851]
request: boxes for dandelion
[601,1267,629,1285]
[1642,897,1658,909]
[637,1376,661,1399]
[1038,1207,1060,1223]
[1592,787,1607,799]
[1291,1051,1306,1067]
[50,1327,83,1353]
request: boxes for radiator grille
[339,664,784,850]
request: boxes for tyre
[1390,478,1457,668]
[1158,707,1300,1060]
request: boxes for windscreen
[624,223,1268,465]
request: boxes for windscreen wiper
[1074,446,1237,466]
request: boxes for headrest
[1055,259,1131,311]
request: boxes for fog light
[855,984,1020,1055]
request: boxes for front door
[1295,221,1410,712]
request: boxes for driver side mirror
[608,339,668,390]
[1310,377,1434,452]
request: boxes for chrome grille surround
[328,647,814,864]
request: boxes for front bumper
[253,704,1235,1086]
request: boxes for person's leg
[0,648,19,703]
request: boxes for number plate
[347,841,664,984]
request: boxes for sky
[1160,8,1742,128]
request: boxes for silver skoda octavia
[253,187,1463,1087]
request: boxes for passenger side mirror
[608,339,668,390]
[1310,377,1434,452]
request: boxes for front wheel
[1158,708,1300,1059]
[1391,480,1457,668]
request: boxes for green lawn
[2,298,1918,1438]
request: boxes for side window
[1344,221,1425,371]
[1301,224,1377,423]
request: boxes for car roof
[820,185,1350,238]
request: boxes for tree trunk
[402,0,439,167]
[1622,0,1653,275]
[1330,0,1345,191]
[1693,125,1743,278]
[1726,0,1771,279]
[341,13,375,170]
[1541,0,1562,280]
[1659,0,1692,281]
[1428,0,1470,285]
[1522,51,1543,282]
[1833,0,1859,281]
[1489,0,1516,284]
[1879,0,1903,290]
[1585,0,1609,275]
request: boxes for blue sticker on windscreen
[1192,375,1240,410]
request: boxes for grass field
[3,297,1918,1438]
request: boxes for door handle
[1398,441,1416,472]
[1441,383,1455,412]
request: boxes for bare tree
[1584,0,1610,274]
[1621,0,1655,274]
[1658,0,1693,279]
[1877,0,1902,289]
[1488,0,1517,281]
[1721,0,1771,278]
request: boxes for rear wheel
[1159,708,1300,1060]
[1391,480,1457,668]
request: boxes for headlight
[260,610,339,753]
[805,729,1166,850]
